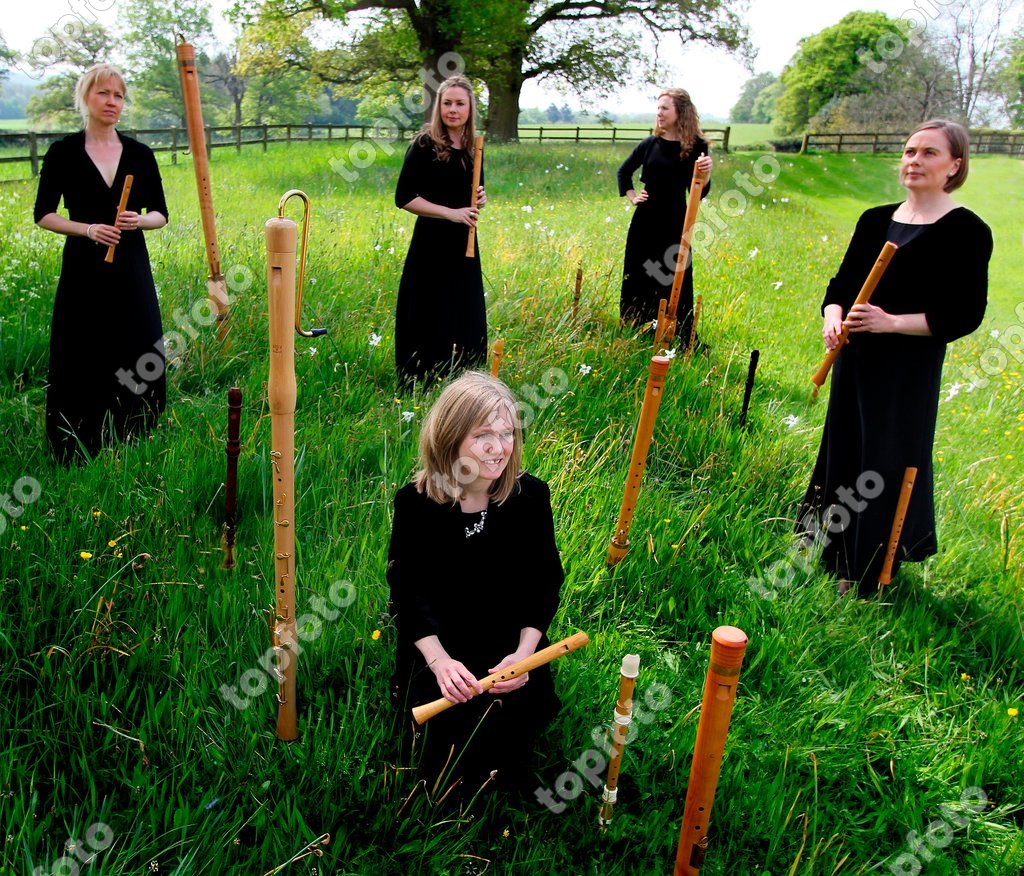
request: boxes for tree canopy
[773,11,894,136]
[236,0,753,140]
[730,71,775,123]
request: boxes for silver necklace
[465,508,487,538]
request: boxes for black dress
[34,131,167,464]
[387,473,563,793]
[617,135,711,336]
[394,135,487,384]
[797,205,992,593]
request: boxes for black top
[799,204,992,590]
[886,219,926,248]
[34,131,168,462]
[387,471,564,786]
[617,134,712,200]
[393,135,488,383]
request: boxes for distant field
[0,119,28,131]
[515,122,772,150]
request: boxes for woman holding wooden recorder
[34,63,168,463]
[797,120,992,596]
[387,372,563,798]
[394,75,487,386]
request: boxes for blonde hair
[75,63,127,125]
[908,119,970,192]
[418,75,478,163]
[654,88,703,158]
[414,372,523,505]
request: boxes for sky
[2,0,959,118]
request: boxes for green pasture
[0,143,1021,875]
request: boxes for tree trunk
[486,73,525,143]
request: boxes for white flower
[821,235,829,242]
[397,226,405,233]
[388,247,395,254]
[990,329,1000,338]
[401,410,415,422]
[761,204,767,210]
[782,415,800,429]
[521,205,533,213]
[368,332,382,348]
[780,197,790,203]
[578,363,592,375]
[748,247,759,259]
[307,346,318,356]
[524,223,532,229]
[374,243,381,251]
[549,230,555,236]
[605,216,612,223]
[944,382,963,401]
[664,348,677,360]
[773,281,784,290]
[651,319,659,330]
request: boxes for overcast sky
[2,0,965,118]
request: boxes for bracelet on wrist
[86,224,96,241]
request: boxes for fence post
[263,124,268,152]
[29,132,39,177]
[800,132,809,153]
[308,123,313,141]
[171,127,178,164]
[236,124,242,154]
[538,125,543,142]
[872,132,879,153]
[287,125,292,143]
[611,127,616,143]
[327,125,332,141]
[204,125,212,159]
[722,125,730,153]
[575,125,580,143]
[837,133,844,154]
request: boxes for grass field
[0,142,1021,875]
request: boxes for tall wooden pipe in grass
[176,35,229,329]
[224,387,242,569]
[811,241,898,400]
[411,632,589,725]
[490,338,504,378]
[607,356,671,567]
[655,161,708,351]
[573,264,583,320]
[599,653,640,828]
[266,189,326,742]
[465,135,484,258]
[674,626,748,876]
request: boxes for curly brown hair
[654,88,704,158]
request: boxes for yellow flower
[371,629,381,641]
[1009,708,1019,717]
[92,510,101,518]
[961,672,971,681]
[80,551,93,560]
[108,540,117,548]
[502,828,510,838]
[114,551,123,559]
[20,525,26,531]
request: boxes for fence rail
[0,123,732,179]
[802,130,1024,155]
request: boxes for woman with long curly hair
[394,75,488,385]
[617,88,713,343]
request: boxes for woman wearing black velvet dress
[34,63,167,464]
[797,120,992,596]
[387,372,563,799]
[394,75,487,385]
[617,89,713,340]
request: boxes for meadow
[0,141,1021,875]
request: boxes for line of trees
[1,1,753,140]
[731,1,1024,134]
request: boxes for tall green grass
[0,143,1020,874]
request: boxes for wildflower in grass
[368,332,382,348]
[605,216,612,222]
[502,828,510,838]
[821,235,829,242]
[780,197,790,203]
[748,247,759,258]
[664,348,677,360]
[308,346,318,357]
[401,411,414,423]
[80,551,93,560]
[93,510,102,518]
[961,672,971,681]
[521,205,533,213]
[524,223,531,229]
[783,415,800,429]
[114,551,123,559]
[990,329,999,338]
[773,281,784,290]
[108,540,117,548]
[578,363,592,375]
[1009,708,1019,717]
[372,629,381,641]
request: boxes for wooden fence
[802,130,1024,155]
[0,123,732,179]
